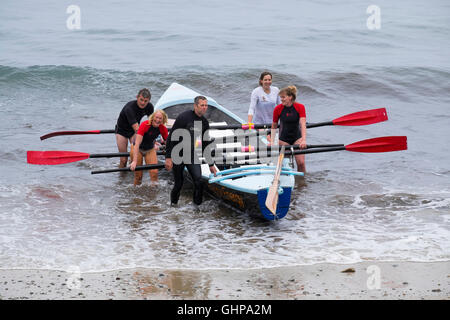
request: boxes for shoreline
[0,261,448,300]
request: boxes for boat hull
[205,181,291,220]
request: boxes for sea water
[0,0,449,271]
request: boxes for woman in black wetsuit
[270,86,307,172]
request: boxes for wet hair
[194,95,207,105]
[279,85,298,101]
[259,71,273,86]
[148,109,168,125]
[138,88,151,100]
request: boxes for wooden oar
[265,146,285,215]
[212,136,407,162]
[91,163,165,175]
[40,129,115,141]
[38,108,388,140]
[27,150,164,165]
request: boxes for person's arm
[131,122,139,137]
[270,122,278,146]
[270,105,281,146]
[299,117,307,149]
[209,165,217,176]
[165,116,183,171]
[296,103,307,149]
[123,105,140,143]
[160,125,169,142]
[202,120,216,171]
[248,89,258,123]
[154,125,168,151]
[130,134,143,170]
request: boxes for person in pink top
[130,110,169,185]
[270,85,307,172]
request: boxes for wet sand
[0,261,448,300]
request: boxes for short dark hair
[138,88,151,99]
[194,95,207,105]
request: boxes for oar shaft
[213,146,346,161]
[306,121,334,128]
[91,163,165,174]
[40,129,115,140]
[287,146,346,155]
[89,151,165,158]
[89,152,129,158]
[40,108,388,140]
[214,144,344,153]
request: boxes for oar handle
[91,163,165,174]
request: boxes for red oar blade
[333,108,388,126]
[345,136,407,153]
[27,151,90,165]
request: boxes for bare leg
[279,139,306,173]
[134,150,144,186]
[145,148,158,182]
[116,134,129,168]
[295,154,306,173]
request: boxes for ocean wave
[1,64,449,104]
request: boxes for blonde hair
[148,110,168,125]
[279,85,298,101]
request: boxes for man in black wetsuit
[115,88,154,168]
[165,96,217,205]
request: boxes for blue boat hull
[204,179,292,220]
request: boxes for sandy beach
[0,261,448,300]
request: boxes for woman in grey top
[247,71,281,125]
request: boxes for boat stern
[257,186,292,220]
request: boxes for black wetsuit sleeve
[202,120,215,166]
[124,105,138,127]
[165,115,184,159]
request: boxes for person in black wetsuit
[270,85,307,172]
[115,88,154,168]
[164,96,217,205]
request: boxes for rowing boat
[155,83,298,220]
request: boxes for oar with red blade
[27,150,164,165]
[213,136,407,162]
[38,108,388,140]
[306,108,388,128]
[209,108,388,130]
